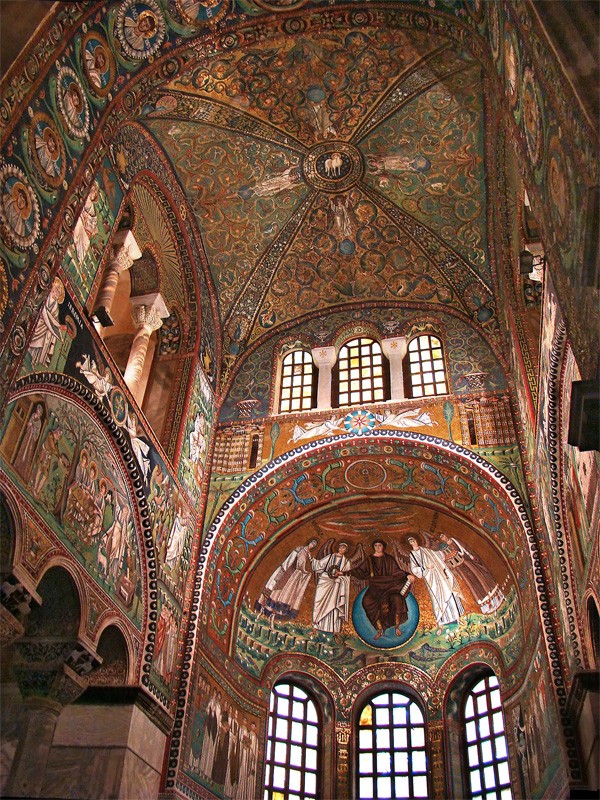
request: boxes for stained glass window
[356,690,429,799]
[279,350,315,413]
[464,675,512,800]
[405,334,448,398]
[264,682,320,800]
[337,338,386,407]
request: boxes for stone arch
[0,488,19,580]
[3,382,149,638]
[90,620,135,686]
[199,431,533,653]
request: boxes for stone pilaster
[381,336,408,401]
[311,345,337,410]
[5,642,90,798]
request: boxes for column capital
[311,345,337,368]
[13,641,90,706]
[381,335,407,360]
[112,229,142,266]
[1,603,24,646]
[130,293,170,333]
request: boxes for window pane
[377,751,392,774]
[290,744,302,767]
[412,750,427,772]
[464,676,512,800]
[495,736,508,759]
[279,351,314,413]
[274,741,288,763]
[273,765,286,788]
[466,720,478,742]
[359,752,373,773]
[359,729,373,749]
[377,728,391,750]
[394,750,409,773]
[406,334,448,398]
[377,775,392,798]
[305,725,318,747]
[337,337,389,407]
[265,682,320,800]
[479,715,490,738]
[375,707,390,726]
[357,691,427,800]
[411,727,425,748]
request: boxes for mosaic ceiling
[141,25,496,365]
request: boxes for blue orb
[352,588,419,649]
[477,305,493,322]
[339,239,355,255]
[306,86,326,103]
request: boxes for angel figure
[310,539,365,641]
[76,353,113,401]
[407,532,464,634]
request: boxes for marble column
[124,293,169,402]
[93,229,142,329]
[381,336,408,401]
[311,346,337,411]
[5,648,89,798]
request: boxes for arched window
[336,337,387,407]
[356,689,428,799]
[463,674,512,800]
[279,350,316,413]
[404,334,448,398]
[264,681,320,800]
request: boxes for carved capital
[130,292,170,333]
[381,335,407,361]
[13,638,95,704]
[112,229,142,267]
[130,303,164,333]
[1,577,35,621]
[311,345,337,368]
[1,603,24,645]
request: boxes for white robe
[410,546,464,626]
[311,552,351,633]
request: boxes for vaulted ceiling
[138,24,498,368]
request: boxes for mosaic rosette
[302,142,364,194]
[344,409,376,435]
[0,164,40,249]
[116,0,166,61]
[81,31,116,98]
[56,66,90,139]
[29,112,66,189]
